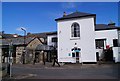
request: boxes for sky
[2,2,119,35]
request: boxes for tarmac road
[8,63,119,79]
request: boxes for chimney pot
[63,12,66,17]
[108,20,115,26]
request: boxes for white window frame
[70,22,80,40]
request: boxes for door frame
[72,47,81,63]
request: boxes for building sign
[72,47,81,52]
[74,50,80,52]
[68,53,71,56]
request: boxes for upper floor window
[71,22,80,37]
[52,37,57,42]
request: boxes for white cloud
[16,27,27,31]
[61,2,77,9]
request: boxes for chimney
[108,20,116,26]
[63,12,66,17]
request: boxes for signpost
[7,41,13,78]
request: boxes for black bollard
[7,64,10,76]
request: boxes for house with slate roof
[95,24,120,62]
[55,11,120,63]
[1,36,36,63]
[1,31,57,64]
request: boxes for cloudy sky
[2,2,119,35]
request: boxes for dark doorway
[96,52,99,61]
[76,52,79,63]
[104,48,113,62]
[35,52,39,63]
[76,52,79,57]
[113,39,118,47]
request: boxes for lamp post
[7,39,13,78]
[21,27,26,64]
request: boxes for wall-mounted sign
[68,53,71,56]
[74,50,80,52]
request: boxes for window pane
[71,22,80,38]
[95,39,104,49]
[113,39,118,47]
[72,52,75,57]
[52,37,57,42]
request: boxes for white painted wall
[95,29,118,47]
[113,47,120,62]
[47,34,57,47]
[57,17,96,63]
[95,29,119,62]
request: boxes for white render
[95,29,120,62]
[113,47,120,62]
[95,29,118,48]
[57,17,96,63]
[47,34,57,47]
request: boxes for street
[2,63,119,80]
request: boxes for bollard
[7,64,10,76]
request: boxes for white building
[95,24,120,62]
[47,32,57,48]
[55,11,120,63]
[55,12,96,63]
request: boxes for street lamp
[7,39,13,78]
[21,27,26,64]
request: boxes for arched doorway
[72,47,81,63]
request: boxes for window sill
[70,37,80,40]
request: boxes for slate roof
[1,37,35,45]
[95,24,120,31]
[55,11,96,21]
[27,31,57,38]
[27,31,57,44]
[1,31,57,46]
[0,33,22,39]
[46,31,57,35]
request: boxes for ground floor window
[95,39,106,49]
[113,39,118,47]
[72,52,75,57]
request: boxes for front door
[72,47,81,63]
[76,52,79,63]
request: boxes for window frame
[95,39,106,49]
[113,39,118,47]
[70,22,80,40]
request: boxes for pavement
[1,62,120,80]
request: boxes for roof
[46,31,57,35]
[1,37,35,45]
[95,24,120,31]
[0,32,22,39]
[27,31,57,38]
[55,11,96,21]
[1,31,57,46]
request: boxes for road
[8,63,119,79]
